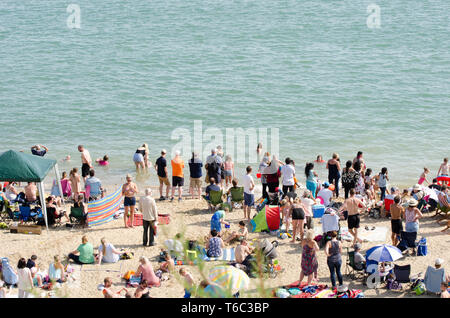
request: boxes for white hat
[161,149,167,154]
[435,258,444,266]
[408,199,418,207]
[174,150,181,156]
[413,184,421,191]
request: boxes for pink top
[405,207,418,224]
[224,161,233,171]
[138,263,160,287]
[418,177,425,185]
[98,160,109,166]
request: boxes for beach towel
[201,248,236,262]
[1,258,18,285]
[87,188,122,227]
[424,266,445,293]
[340,226,388,242]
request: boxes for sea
[0,0,449,190]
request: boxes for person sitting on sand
[159,251,175,274]
[85,169,105,200]
[339,188,365,245]
[206,230,224,258]
[49,255,66,283]
[135,256,160,287]
[180,268,195,298]
[235,239,254,265]
[317,181,333,207]
[134,280,151,298]
[96,155,109,166]
[96,238,126,264]
[102,277,127,298]
[224,221,248,244]
[68,235,95,265]
[205,177,220,201]
[46,195,70,223]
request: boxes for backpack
[414,282,426,295]
[417,237,427,256]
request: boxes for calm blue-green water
[0,1,449,188]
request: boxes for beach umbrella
[208,265,250,294]
[366,244,403,263]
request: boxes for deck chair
[230,187,244,207]
[436,194,450,215]
[345,248,366,280]
[392,264,413,289]
[203,190,223,210]
[424,266,445,294]
[19,206,37,223]
[70,207,86,225]
[397,231,417,254]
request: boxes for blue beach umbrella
[366,244,403,262]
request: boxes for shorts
[81,163,90,178]
[190,177,202,189]
[391,219,403,234]
[405,222,419,233]
[347,214,360,229]
[133,153,144,163]
[292,208,305,220]
[224,170,232,177]
[172,176,184,187]
[244,192,254,207]
[158,176,170,186]
[124,196,136,207]
[282,185,294,195]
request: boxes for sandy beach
[1,182,448,299]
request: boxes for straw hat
[413,184,421,191]
[408,199,418,207]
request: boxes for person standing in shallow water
[122,174,139,228]
[326,153,341,198]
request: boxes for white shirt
[242,174,254,194]
[17,268,32,290]
[301,198,315,217]
[281,164,295,186]
[98,243,120,263]
[139,195,158,222]
[317,188,333,207]
[322,213,340,233]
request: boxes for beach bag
[414,282,426,295]
[120,252,134,260]
[1,258,18,285]
[387,277,401,290]
[417,237,427,256]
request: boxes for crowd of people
[0,144,449,298]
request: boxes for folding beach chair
[203,190,223,211]
[69,207,86,226]
[392,264,413,289]
[397,231,418,255]
[19,205,38,223]
[345,248,366,281]
[230,187,244,209]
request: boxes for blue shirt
[188,158,203,178]
[206,184,220,195]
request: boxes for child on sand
[224,221,248,244]
[159,252,175,273]
[179,268,195,298]
[280,199,292,233]
[418,167,430,185]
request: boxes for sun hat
[126,174,132,179]
[435,258,444,266]
[408,199,418,207]
[413,184,421,191]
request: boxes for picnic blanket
[201,248,236,262]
